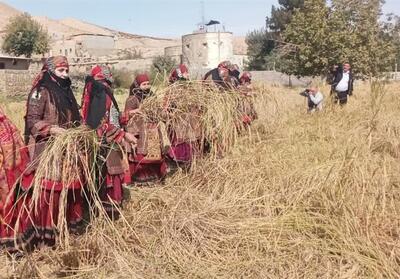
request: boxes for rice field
[1,80,400,278]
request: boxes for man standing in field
[331,63,354,105]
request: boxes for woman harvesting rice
[82,65,136,219]
[164,66,203,170]
[169,64,189,84]
[123,73,169,184]
[24,56,83,247]
[237,72,258,127]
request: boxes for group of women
[0,56,256,254]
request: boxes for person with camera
[300,87,324,113]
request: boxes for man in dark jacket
[203,61,235,90]
[330,63,354,105]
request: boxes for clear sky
[3,0,400,38]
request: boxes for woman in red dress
[82,65,136,219]
[124,74,169,184]
[24,56,83,247]
[0,107,33,252]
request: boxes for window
[65,49,68,56]
[12,59,17,65]
[70,48,73,53]
[0,63,4,69]
[186,44,190,49]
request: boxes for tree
[150,55,176,84]
[281,0,395,77]
[330,0,395,76]
[266,0,305,33]
[382,14,400,71]
[246,0,305,71]
[245,29,274,70]
[2,13,49,57]
[281,0,330,77]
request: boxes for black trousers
[335,90,348,105]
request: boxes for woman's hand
[49,126,66,136]
[124,132,137,144]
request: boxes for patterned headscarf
[30,56,69,92]
[240,72,252,84]
[218,60,232,69]
[91,65,113,83]
[46,56,69,73]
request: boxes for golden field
[0,81,399,278]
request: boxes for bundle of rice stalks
[138,81,256,157]
[23,126,106,248]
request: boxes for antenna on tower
[201,0,205,25]
[199,0,206,31]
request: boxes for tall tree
[2,13,49,58]
[266,0,305,33]
[330,0,395,76]
[381,14,400,71]
[281,0,330,77]
[246,0,304,70]
[245,29,273,70]
[281,0,395,77]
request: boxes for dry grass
[1,81,400,278]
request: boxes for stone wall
[387,72,400,80]
[112,58,154,72]
[1,68,399,97]
[250,71,313,87]
[0,70,36,96]
[0,58,30,70]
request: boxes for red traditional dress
[82,65,130,219]
[0,109,33,252]
[124,74,168,183]
[238,72,258,128]
[24,56,83,247]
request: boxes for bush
[118,49,143,60]
[112,68,135,89]
[150,55,177,85]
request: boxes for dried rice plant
[2,81,400,278]
[139,81,256,157]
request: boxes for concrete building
[164,45,182,64]
[50,33,116,60]
[182,31,233,70]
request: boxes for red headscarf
[240,72,252,84]
[129,73,152,101]
[135,73,150,87]
[91,65,113,82]
[169,64,189,83]
[30,56,69,92]
[218,60,232,69]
